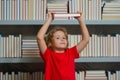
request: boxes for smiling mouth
[60,43,67,46]
[60,43,65,44]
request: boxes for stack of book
[102,2,120,20]
[22,36,39,57]
[85,70,107,80]
[75,70,108,80]
[47,1,68,20]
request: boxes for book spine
[4,0,7,20]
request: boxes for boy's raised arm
[36,12,53,54]
[75,12,90,53]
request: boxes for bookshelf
[75,57,120,71]
[0,20,120,25]
[0,57,44,72]
[0,0,120,79]
[0,57,120,72]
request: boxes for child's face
[51,31,68,51]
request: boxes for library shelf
[75,57,120,71]
[0,57,44,72]
[0,57,120,72]
[0,20,120,25]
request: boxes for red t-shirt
[40,46,80,80]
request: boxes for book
[53,13,80,17]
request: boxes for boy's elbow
[84,36,90,44]
[87,36,90,42]
[86,38,89,44]
[36,35,40,40]
[36,35,43,41]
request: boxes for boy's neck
[53,48,66,53]
[55,50,65,53]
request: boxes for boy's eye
[63,37,66,39]
[55,36,66,39]
[56,37,60,39]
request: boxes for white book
[53,13,80,17]
[0,0,1,20]
[0,72,3,80]
[4,0,7,20]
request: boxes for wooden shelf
[0,20,120,25]
[0,57,120,72]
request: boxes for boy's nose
[61,38,64,40]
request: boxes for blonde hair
[45,26,68,48]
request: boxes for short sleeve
[69,46,80,58]
[39,47,50,61]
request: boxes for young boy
[36,12,89,80]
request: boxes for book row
[68,0,101,20]
[0,70,120,80]
[0,0,47,20]
[0,0,109,20]
[0,34,120,57]
[0,34,22,57]
[75,70,120,80]
[0,71,44,80]
[69,34,120,57]
[21,34,120,57]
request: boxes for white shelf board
[0,20,120,25]
[0,57,120,63]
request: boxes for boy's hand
[74,12,85,22]
[48,12,54,21]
